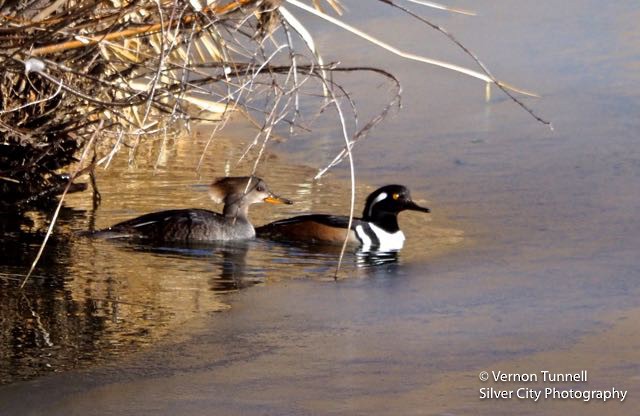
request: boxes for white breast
[356,223,405,252]
[370,223,405,251]
[355,225,373,251]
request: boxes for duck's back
[257,214,406,250]
[256,214,361,244]
[102,209,254,242]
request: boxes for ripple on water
[0,132,462,384]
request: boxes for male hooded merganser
[98,176,291,242]
[256,185,430,251]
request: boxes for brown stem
[30,0,259,56]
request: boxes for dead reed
[1,0,551,282]
[0,0,548,209]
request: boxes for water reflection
[0,132,456,385]
[258,238,401,268]
[0,211,411,384]
[356,250,400,267]
[0,209,117,384]
[111,239,258,291]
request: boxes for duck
[256,184,430,251]
[96,176,292,242]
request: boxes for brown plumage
[257,185,430,250]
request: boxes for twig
[29,0,260,56]
[20,121,104,289]
[314,66,401,178]
[326,86,356,280]
[21,292,53,347]
[379,0,552,128]
[129,0,169,163]
[285,0,538,97]
[402,0,476,16]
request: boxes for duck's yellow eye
[392,193,400,200]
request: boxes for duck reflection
[0,206,405,385]
[258,239,401,270]
[109,239,256,291]
[355,249,400,268]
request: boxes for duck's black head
[361,185,430,231]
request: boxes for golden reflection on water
[2,3,639,414]
[0,126,462,384]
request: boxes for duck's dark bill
[405,201,430,213]
[264,195,293,205]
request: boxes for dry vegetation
[0,0,547,210]
[1,0,289,207]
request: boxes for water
[1,1,639,415]
[0,128,458,384]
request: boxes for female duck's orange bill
[264,194,293,205]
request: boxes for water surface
[1,0,639,415]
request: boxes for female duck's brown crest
[208,176,259,204]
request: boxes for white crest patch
[367,192,388,218]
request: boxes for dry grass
[0,0,549,210]
[0,0,554,283]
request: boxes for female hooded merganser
[98,176,291,242]
[256,185,430,251]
